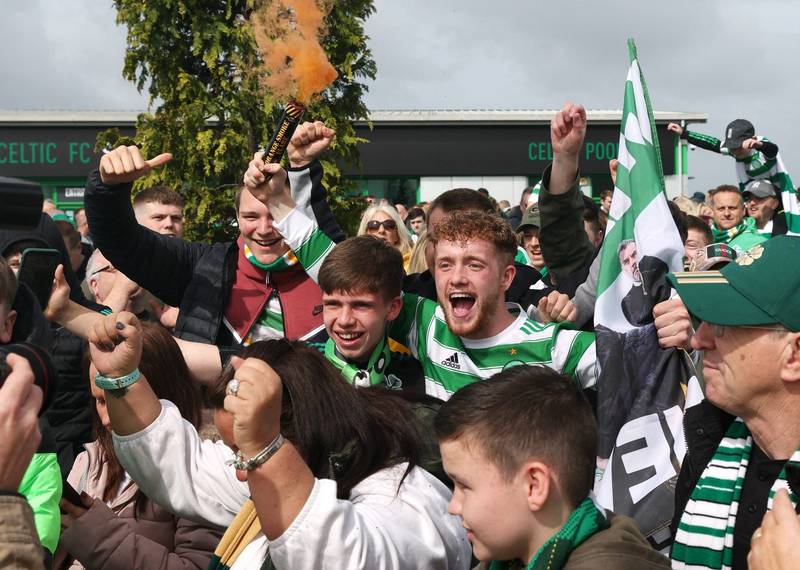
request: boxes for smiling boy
[244,158,598,401]
[434,365,669,570]
[317,236,424,391]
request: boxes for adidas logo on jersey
[441,352,461,370]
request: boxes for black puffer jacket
[85,161,343,345]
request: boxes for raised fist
[287,121,336,168]
[667,123,684,136]
[551,103,587,158]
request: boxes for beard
[441,291,499,339]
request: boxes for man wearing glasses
[667,236,800,570]
[84,249,149,316]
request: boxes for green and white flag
[593,39,699,550]
[595,40,683,328]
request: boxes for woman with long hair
[357,204,414,271]
[55,322,222,570]
[91,313,469,569]
[407,230,430,274]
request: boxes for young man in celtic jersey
[434,365,668,570]
[243,160,598,401]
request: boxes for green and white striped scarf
[671,418,800,570]
[710,217,756,245]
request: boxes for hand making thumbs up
[99,145,172,185]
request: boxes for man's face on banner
[619,242,641,283]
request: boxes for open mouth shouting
[448,292,477,319]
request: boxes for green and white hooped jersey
[275,207,598,401]
[733,141,794,193]
[390,294,598,401]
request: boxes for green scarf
[243,243,298,272]
[488,498,609,570]
[671,418,800,570]
[711,217,756,245]
[325,337,392,388]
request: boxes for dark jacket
[769,206,789,237]
[477,513,668,570]
[538,165,596,296]
[46,328,90,477]
[0,214,100,310]
[84,161,340,345]
[671,399,800,535]
[565,513,670,569]
[506,205,524,230]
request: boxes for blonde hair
[357,204,413,256]
[672,196,702,216]
[407,231,430,274]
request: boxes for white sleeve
[551,329,598,390]
[287,167,315,220]
[267,465,471,570]
[274,207,335,283]
[112,400,249,528]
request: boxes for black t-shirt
[732,444,788,569]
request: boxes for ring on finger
[753,528,763,540]
[226,378,241,398]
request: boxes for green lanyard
[325,337,392,388]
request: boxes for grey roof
[362,109,708,125]
[0,108,708,127]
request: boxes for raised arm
[86,312,247,526]
[224,358,466,568]
[286,121,346,244]
[85,147,208,306]
[244,159,336,283]
[540,103,595,285]
[45,266,222,386]
[668,123,723,154]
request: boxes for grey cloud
[3,0,800,194]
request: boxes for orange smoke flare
[251,0,339,105]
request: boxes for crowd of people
[0,104,798,570]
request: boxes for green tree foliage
[104,0,375,242]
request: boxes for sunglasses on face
[367,219,397,231]
[90,264,117,277]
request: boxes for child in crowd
[434,365,669,570]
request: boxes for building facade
[0,109,706,214]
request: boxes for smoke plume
[251,0,339,104]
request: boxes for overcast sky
[2,0,799,193]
